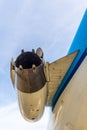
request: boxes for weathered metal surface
[45,51,78,105]
[15,63,46,93]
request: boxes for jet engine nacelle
[10,48,47,122]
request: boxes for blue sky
[0,0,87,130]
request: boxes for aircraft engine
[10,49,47,122]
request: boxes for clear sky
[0,0,87,130]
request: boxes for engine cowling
[10,49,47,122]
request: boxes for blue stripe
[52,9,87,111]
[68,9,87,55]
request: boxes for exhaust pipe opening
[15,52,42,69]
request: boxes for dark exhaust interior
[15,52,41,69]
